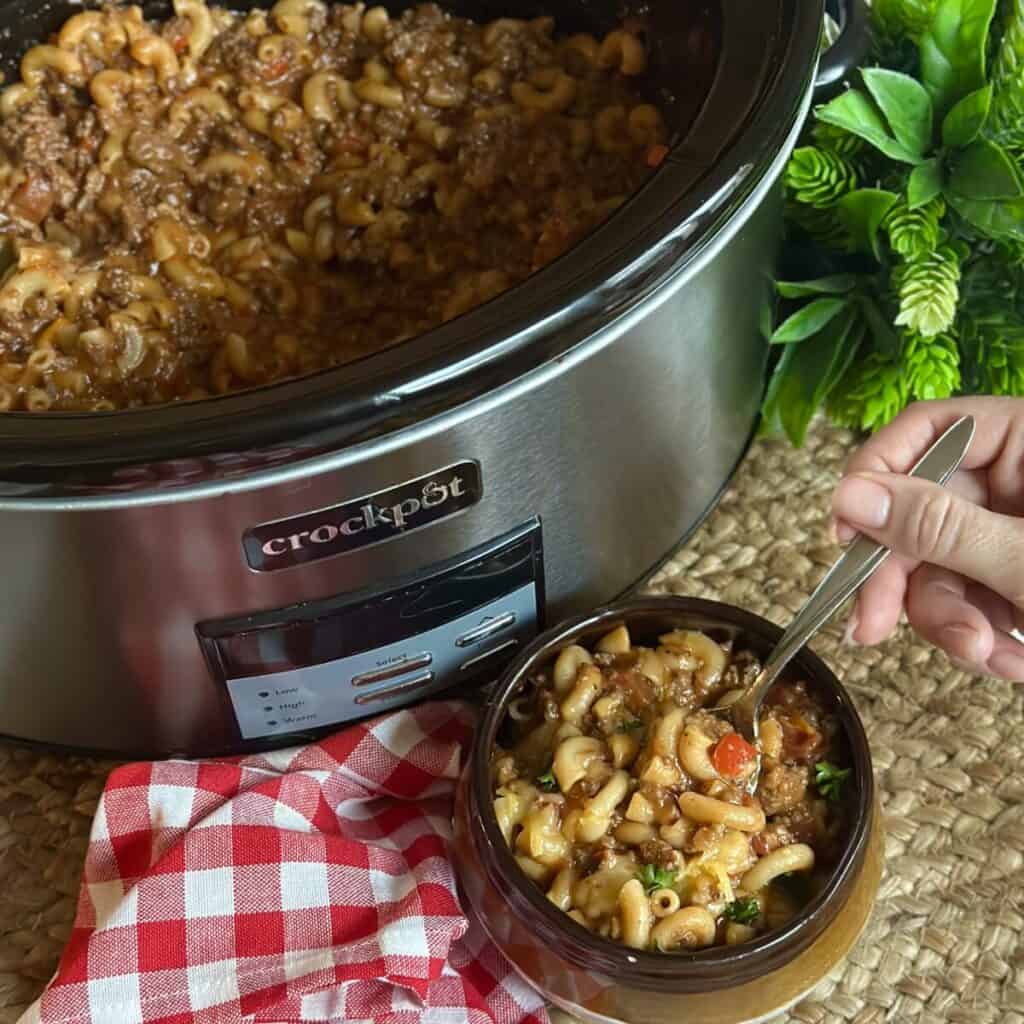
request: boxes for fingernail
[835,520,856,544]
[843,610,860,647]
[989,649,1024,682]
[833,475,892,530]
[943,624,981,662]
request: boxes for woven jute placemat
[2,419,1023,1024]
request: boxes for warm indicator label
[243,461,482,571]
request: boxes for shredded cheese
[680,854,735,904]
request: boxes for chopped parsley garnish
[636,864,676,894]
[814,761,850,801]
[621,719,645,732]
[724,896,760,925]
[536,770,559,792]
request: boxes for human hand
[831,397,1024,681]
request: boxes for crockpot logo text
[260,477,468,557]
[243,463,482,571]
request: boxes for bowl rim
[467,595,875,990]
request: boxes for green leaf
[835,189,900,259]
[873,0,942,39]
[860,68,934,157]
[759,394,784,437]
[636,864,677,894]
[941,83,992,147]
[827,352,909,431]
[760,345,793,436]
[724,897,760,925]
[908,157,945,208]
[947,193,1024,241]
[770,297,850,343]
[773,310,864,446]
[536,770,558,792]
[946,138,1024,199]
[815,761,851,801]
[919,0,998,117]
[775,275,858,298]
[858,296,902,357]
[816,90,926,164]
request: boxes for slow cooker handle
[814,0,870,100]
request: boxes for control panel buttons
[354,669,436,705]
[350,652,433,687]
[205,518,544,741]
[455,612,516,648]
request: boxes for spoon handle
[755,414,976,690]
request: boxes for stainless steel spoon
[724,414,976,787]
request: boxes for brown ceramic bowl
[453,596,882,1024]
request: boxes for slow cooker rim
[0,0,825,486]
[469,595,875,991]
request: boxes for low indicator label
[243,461,482,571]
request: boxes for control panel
[197,521,544,741]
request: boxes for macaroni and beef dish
[0,1,667,411]
[491,626,851,951]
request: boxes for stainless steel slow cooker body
[0,0,832,756]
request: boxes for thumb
[832,471,1024,608]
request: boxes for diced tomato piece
[712,732,758,778]
[172,34,189,55]
[646,144,669,168]
[263,57,289,79]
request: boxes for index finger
[843,396,1022,477]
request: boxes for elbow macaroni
[741,844,816,893]
[618,878,652,949]
[491,625,850,951]
[130,35,181,81]
[598,30,646,75]
[0,1,666,411]
[560,664,605,725]
[677,792,767,833]
[21,45,83,88]
[271,0,326,38]
[678,724,718,781]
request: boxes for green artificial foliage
[874,0,941,38]
[826,353,909,432]
[811,120,866,158]
[784,147,859,208]
[785,199,853,250]
[961,308,1024,393]
[871,0,937,69]
[883,196,946,256]
[763,0,1024,444]
[988,0,1024,151]
[904,331,962,398]
[893,245,962,336]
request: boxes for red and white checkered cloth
[18,701,548,1024]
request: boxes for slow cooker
[0,0,861,757]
